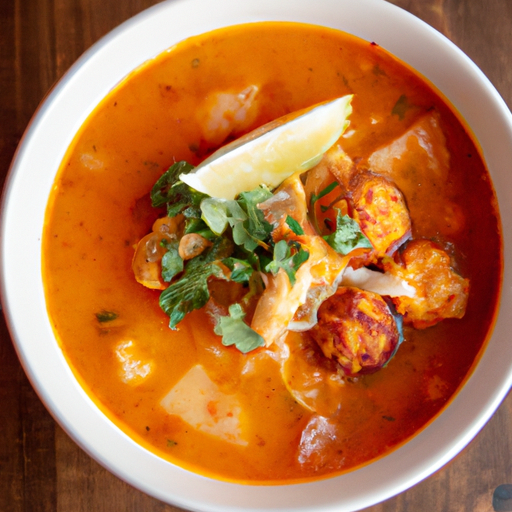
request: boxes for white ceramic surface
[2,0,512,511]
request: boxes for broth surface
[43,22,502,483]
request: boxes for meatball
[310,287,402,376]
[351,171,412,257]
[382,239,469,329]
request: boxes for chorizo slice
[351,171,411,257]
[309,286,401,376]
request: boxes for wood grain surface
[1,0,511,511]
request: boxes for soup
[42,22,502,484]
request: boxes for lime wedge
[180,95,353,199]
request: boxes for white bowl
[2,0,512,511]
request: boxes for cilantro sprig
[151,161,208,217]
[159,237,233,328]
[200,185,273,251]
[323,209,373,255]
[214,304,265,353]
[265,240,309,286]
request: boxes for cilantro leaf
[182,205,202,219]
[200,190,272,252]
[223,257,254,283]
[265,240,309,286]
[200,198,245,236]
[214,303,265,353]
[159,261,224,328]
[382,298,405,367]
[96,310,118,323]
[237,186,273,244]
[150,161,194,207]
[285,215,304,236]
[150,161,209,217]
[159,237,233,328]
[184,217,215,240]
[160,240,183,282]
[323,209,373,255]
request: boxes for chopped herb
[323,209,373,255]
[391,94,411,120]
[265,240,309,286]
[167,439,178,447]
[236,186,273,250]
[159,237,233,329]
[184,217,215,240]
[160,240,183,282]
[200,187,273,252]
[214,303,265,353]
[200,197,239,236]
[382,415,395,422]
[311,182,340,205]
[149,163,316,351]
[223,257,254,283]
[310,181,342,233]
[96,310,118,323]
[182,205,202,219]
[285,215,304,236]
[150,161,208,217]
[382,298,405,367]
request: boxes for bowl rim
[2,0,512,511]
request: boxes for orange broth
[42,22,502,483]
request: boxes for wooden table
[1,1,511,510]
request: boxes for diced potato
[160,365,247,446]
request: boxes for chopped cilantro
[149,164,310,351]
[200,186,273,252]
[223,257,254,283]
[323,209,373,255]
[150,161,208,217]
[184,217,215,240]
[159,237,233,329]
[160,240,183,282]
[237,186,273,241]
[265,240,309,286]
[96,310,118,323]
[214,303,265,353]
[200,197,231,235]
[285,215,304,236]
